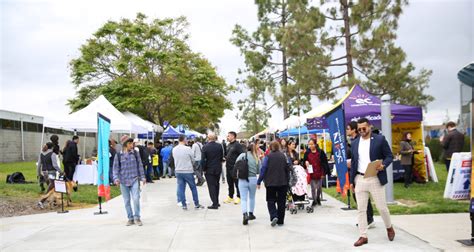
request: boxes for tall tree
[232,0,323,119]
[288,0,433,107]
[69,13,232,130]
[236,74,271,135]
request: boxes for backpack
[232,153,249,180]
[6,172,26,184]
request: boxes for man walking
[346,121,375,228]
[201,133,224,209]
[63,136,80,181]
[225,131,244,204]
[441,121,465,172]
[350,118,395,247]
[173,135,204,210]
[192,139,205,186]
[113,136,146,226]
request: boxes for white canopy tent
[123,111,164,133]
[41,95,150,157]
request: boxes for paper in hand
[364,160,382,178]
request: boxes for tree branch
[353,66,378,83]
[323,14,344,21]
[330,71,348,80]
[329,62,348,67]
[309,84,347,96]
[331,55,347,62]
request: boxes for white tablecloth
[73,164,98,185]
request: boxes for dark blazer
[442,129,464,159]
[63,141,79,164]
[202,141,224,175]
[350,134,393,186]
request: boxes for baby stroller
[287,165,313,214]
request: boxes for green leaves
[69,13,231,130]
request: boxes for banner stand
[341,190,356,211]
[94,196,108,215]
[55,178,69,214]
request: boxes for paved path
[0,179,467,251]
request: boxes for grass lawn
[0,161,121,205]
[324,162,470,215]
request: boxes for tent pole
[84,131,86,159]
[40,124,45,152]
[21,117,25,161]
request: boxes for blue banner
[97,113,111,200]
[327,106,348,195]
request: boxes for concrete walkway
[0,179,469,251]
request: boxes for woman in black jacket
[257,141,291,227]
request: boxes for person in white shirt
[191,140,205,186]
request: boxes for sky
[1,0,473,139]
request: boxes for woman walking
[235,143,261,225]
[257,141,291,227]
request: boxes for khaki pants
[354,175,392,238]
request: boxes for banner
[443,152,471,200]
[391,122,427,181]
[326,106,348,196]
[97,113,111,201]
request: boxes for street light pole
[381,94,395,203]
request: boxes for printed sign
[54,180,67,193]
[444,152,472,200]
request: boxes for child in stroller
[287,164,313,214]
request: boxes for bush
[426,138,442,162]
[462,135,471,152]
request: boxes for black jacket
[302,146,330,175]
[202,141,224,175]
[137,145,150,165]
[442,129,465,159]
[63,141,79,164]
[260,151,290,187]
[225,141,244,171]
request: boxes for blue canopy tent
[162,125,182,139]
[278,126,326,137]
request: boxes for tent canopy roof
[458,62,474,87]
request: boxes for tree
[236,74,271,135]
[288,0,433,107]
[231,0,324,119]
[69,13,232,130]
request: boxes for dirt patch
[0,197,94,218]
[397,199,426,208]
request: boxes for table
[73,164,98,185]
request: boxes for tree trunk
[281,1,290,119]
[341,0,354,80]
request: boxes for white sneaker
[368,221,376,229]
[177,202,182,207]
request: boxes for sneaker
[177,202,183,207]
[37,201,44,209]
[234,197,241,205]
[271,217,279,227]
[135,219,143,226]
[195,204,204,210]
[224,197,233,204]
[126,220,135,226]
[368,221,376,229]
[248,212,256,220]
[182,205,188,210]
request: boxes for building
[0,110,97,163]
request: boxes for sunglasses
[357,127,368,132]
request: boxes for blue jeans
[177,173,199,207]
[162,162,171,177]
[120,180,140,220]
[238,177,257,214]
[145,163,153,182]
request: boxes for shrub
[426,138,442,162]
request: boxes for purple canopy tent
[308,85,422,129]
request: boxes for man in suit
[202,133,224,209]
[440,121,465,172]
[350,118,395,247]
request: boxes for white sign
[444,152,472,200]
[54,180,67,193]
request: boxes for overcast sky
[1,0,473,138]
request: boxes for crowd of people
[34,119,465,247]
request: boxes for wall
[0,129,98,163]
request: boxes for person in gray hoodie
[37,142,63,208]
[173,135,204,210]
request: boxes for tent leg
[84,131,86,159]
[40,125,45,152]
[21,117,25,161]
